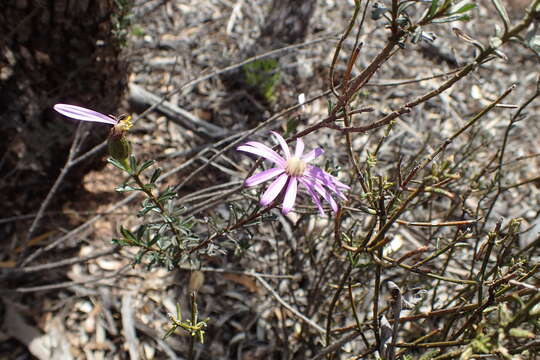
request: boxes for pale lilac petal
[301,148,324,162]
[307,166,350,199]
[299,178,325,215]
[282,177,298,214]
[312,181,338,213]
[237,144,285,167]
[243,141,286,167]
[244,168,285,187]
[260,173,288,206]
[294,138,305,158]
[271,131,291,159]
[54,104,117,125]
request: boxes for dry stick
[366,69,461,87]
[477,219,502,302]
[480,76,540,233]
[396,340,467,349]
[21,192,139,267]
[129,83,228,138]
[6,264,131,293]
[328,0,362,99]
[394,328,441,357]
[0,247,119,281]
[402,84,515,187]
[190,267,293,279]
[412,233,470,268]
[503,291,540,332]
[310,331,364,360]
[501,174,540,191]
[253,273,325,334]
[381,254,477,285]
[335,288,536,335]
[23,123,87,253]
[396,219,479,227]
[325,262,354,349]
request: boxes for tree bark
[0,0,129,215]
[259,0,317,47]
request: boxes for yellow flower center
[115,115,133,132]
[285,156,306,177]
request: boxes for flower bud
[107,115,133,168]
[108,133,132,167]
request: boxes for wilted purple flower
[54,104,119,125]
[237,132,349,215]
[54,103,133,165]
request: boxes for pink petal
[312,181,339,213]
[301,148,324,162]
[271,131,291,159]
[260,173,288,206]
[294,138,305,158]
[282,177,298,214]
[300,179,325,215]
[243,141,286,167]
[54,104,118,125]
[237,144,285,167]
[307,166,350,199]
[244,168,285,187]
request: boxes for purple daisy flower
[53,103,133,133]
[237,131,349,215]
[53,104,119,125]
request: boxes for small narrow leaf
[428,0,439,17]
[490,0,510,34]
[129,155,137,174]
[108,157,129,172]
[147,233,161,247]
[452,3,477,14]
[115,183,141,192]
[432,13,471,23]
[150,168,162,184]
[138,159,155,173]
[120,226,137,244]
[509,328,535,338]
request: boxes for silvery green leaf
[371,3,388,20]
[150,168,162,184]
[138,159,155,173]
[490,0,510,34]
[529,35,540,57]
[108,157,129,172]
[432,13,471,23]
[428,0,439,17]
[451,1,477,14]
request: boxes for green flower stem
[131,172,184,247]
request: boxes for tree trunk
[0,0,129,215]
[259,0,317,47]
